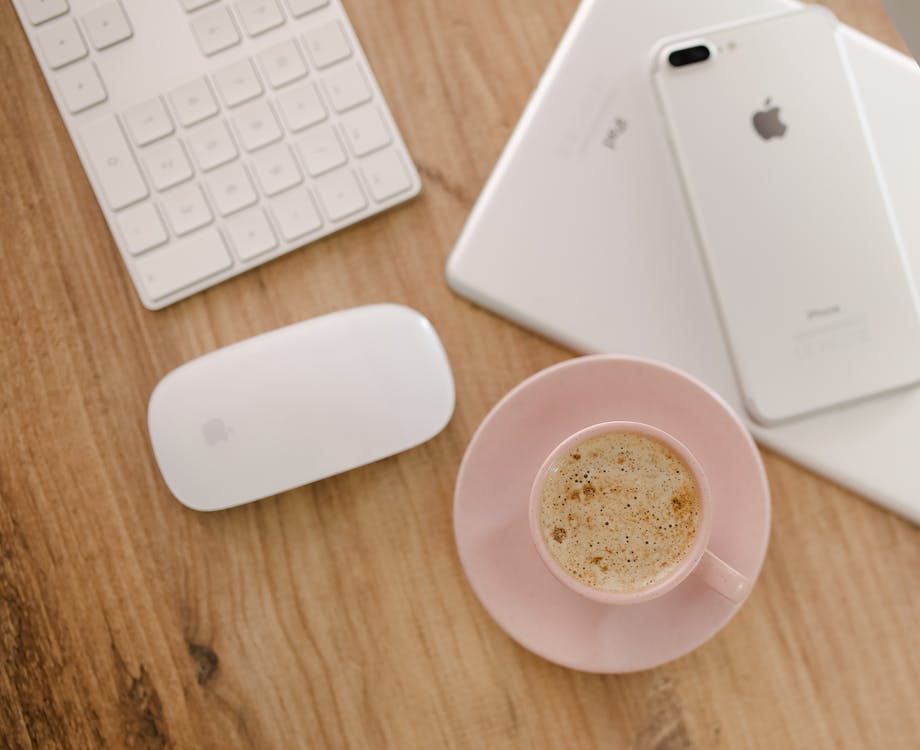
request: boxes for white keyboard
[12,0,421,309]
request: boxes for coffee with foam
[538,431,702,593]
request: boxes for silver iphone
[653,6,920,424]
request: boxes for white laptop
[447,0,920,523]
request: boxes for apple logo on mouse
[752,98,787,140]
[202,417,231,446]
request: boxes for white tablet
[447,0,920,522]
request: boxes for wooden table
[2,1,918,747]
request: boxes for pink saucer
[454,355,771,673]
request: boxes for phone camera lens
[668,45,711,68]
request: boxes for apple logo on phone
[752,98,787,140]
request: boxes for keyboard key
[205,162,258,215]
[123,97,174,146]
[340,105,389,156]
[295,122,345,175]
[270,187,322,240]
[226,208,277,260]
[161,183,213,235]
[322,62,370,112]
[23,0,69,25]
[315,168,366,221]
[285,0,328,17]
[250,143,301,195]
[82,1,132,50]
[276,82,325,132]
[168,78,219,127]
[135,228,232,300]
[302,20,350,68]
[360,149,411,202]
[235,0,284,37]
[212,59,263,107]
[117,203,168,255]
[38,18,87,69]
[186,119,238,171]
[142,139,194,191]
[232,99,282,151]
[57,61,107,112]
[80,115,147,209]
[190,6,240,56]
[257,39,308,89]
[179,0,218,10]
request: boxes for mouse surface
[148,304,455,511]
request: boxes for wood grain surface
[2,0,919,747]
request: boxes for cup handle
[695,549,751,603]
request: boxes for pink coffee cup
[528,421,750,605]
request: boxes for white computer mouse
[148,304,455,511]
